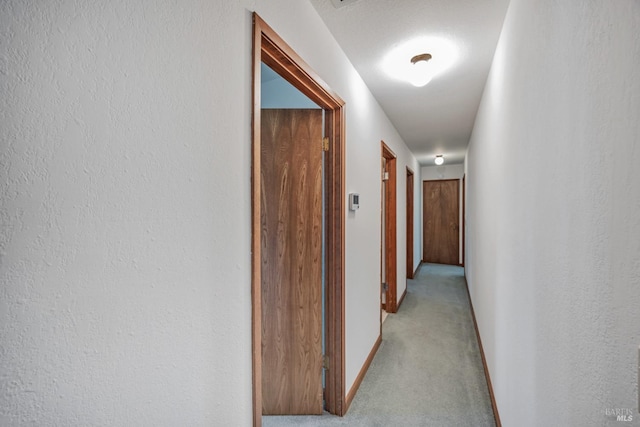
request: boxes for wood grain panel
[261,109,323,415]
[423,180,459,265]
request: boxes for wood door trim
[406,167,414,279]
[381,142,397,313]
[252,14,346,425]
[462,175,466,268]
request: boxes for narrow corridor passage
[264,263,495,426]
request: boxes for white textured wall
[466,0,640,425]
[1,1,255,425]
[420,163,464,181]
[0,0,419,425]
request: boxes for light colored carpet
[263,263,495,427]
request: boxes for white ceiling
[309,0,510,165]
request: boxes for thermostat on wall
[349,193,360,211]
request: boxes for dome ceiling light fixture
[409,53,434,87]
[435,155,444,165]
[382,36,459,88]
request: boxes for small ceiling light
[382,36,459,86]
[434,155,444,165]
[409,53,434,87]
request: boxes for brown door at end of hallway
[423,179,459,266]
[261,109,324,415]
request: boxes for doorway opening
[260,71,324,415]
[381,142,397,316]
[252,13,346,426]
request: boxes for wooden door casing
[381,142,397,313]
[422,180,460,266]
[462,175,465,267]
[253,15,347,423]
[261,109,323,415]
[406,168,414,279]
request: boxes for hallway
[264,263,495,426]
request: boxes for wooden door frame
[252,14,346,425]
[406,168,414,279]
[462,175,465,268]
[381,142,397,313]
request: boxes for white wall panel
[466,1,640,425]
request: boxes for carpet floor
[263,263,495,427]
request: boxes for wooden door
[423,180,459,265]
[260,109,324,415]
